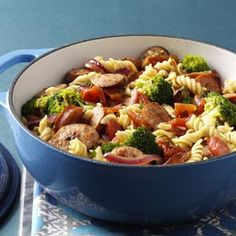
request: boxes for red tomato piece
[174,103,197,118]
[194,96,206,115]
[81,86,106,106]
[105,118,122,140]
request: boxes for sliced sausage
[141,102,172,129]
[49,123,99,151]
[208,136,230,157]
[112,146,143,158]
[91,73,127,88]
[54,105,83,132]
[65,68,91,83]
[189,71,222,93]
[223,93,236,104]
[89,105,105,129]
[139,46,172,68]
[140,46,170,61]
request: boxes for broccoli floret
[205,92,236,126]
[101,142,122,154]
[45,88,83,115]
[21,97,38,116]
[182,54,209,73]
[136,75,173,104]
[181,96,194,104]
[124,127,162,155]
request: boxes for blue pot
[1,36,236,224]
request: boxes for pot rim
[8,34,236,169]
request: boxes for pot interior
[10,35,236,116]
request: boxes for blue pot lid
[0,143,20,221]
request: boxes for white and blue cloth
[31,183,236,236]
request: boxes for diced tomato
[169,118,187,128]
[157,139,189,161]
[194,96,206,115]
[174,103,197,118]
[104,104,122,114]
[81,86,106,106]
[169,117,188,136]
[54,105,83,131]
[208,136,230,157]
[105,118,122,140]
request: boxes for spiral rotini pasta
[187,139,203,163]
[98,58,138,75]
[223,80,236,94]
[153,129,175,139]
[162,104,176,118]
[186,114,204,131]
[172,128,205,147]
[37,115,53,141]
[221,131,236,146]
[174,75,206,96]
[154,57,177,73]
[100,114,117,125]
[115,129,135,143]
[68,138,88,157]
[70,71,100,85]
[93,146,107,162]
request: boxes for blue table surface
[1,0,236,235]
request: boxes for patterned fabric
[31,184,236,236]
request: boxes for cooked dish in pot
[21,46,236,165]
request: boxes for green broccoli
[101,142,122,154]
[21,88,84,117]
[181,96,194,104]
[182,54,209,73]
[124,127,163,155]
[136,75,173,104]
[45,88,83,115]
[205,92,236,126]
[21,97,38,117]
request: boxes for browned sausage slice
[49,123,99,151]
[139,46,171,68]
[141,102,172,129]
[90,105,105,129]
[91,73,127,88]
[191,71,222,93]
[112,146,143,157]
[140,46,170,61]
[223,93,236,104]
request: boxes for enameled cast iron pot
[1,35,236,225]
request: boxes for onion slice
[85,59,108,73]
[104,153,163,165]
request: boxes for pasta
[68,138,88,157]
[21,45,236,165]
[187,139,203,163]
[37,115,53,141]
[174,75,206,96]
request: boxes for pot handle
[0,48,52,109]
